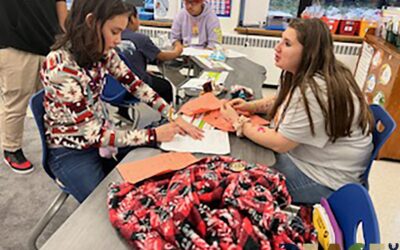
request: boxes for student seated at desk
[221,18,373,205]
[118,4,183,103]
[171,0,222,49]
[40,0,203,203]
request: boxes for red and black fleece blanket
[108,156,316,250]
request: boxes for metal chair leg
[27,191,69,250]
[132,106,140,129]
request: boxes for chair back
[327,183,380,250]
[29,89,55,179]
[101,52,139,106]
[28,90,70,249]
[363,104,396,187]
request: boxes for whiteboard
[241,0,270,26]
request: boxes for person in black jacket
[0,0,67,174]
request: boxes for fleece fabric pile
[108,156,316,249]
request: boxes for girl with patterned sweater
[40,0,203,203]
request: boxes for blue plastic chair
[328,183,380,250]
[28,89,70,250]
[101,52,140,107]
[101,52,141,128]
[362,104,396,188]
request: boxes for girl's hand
[175,116,204,140]
[155,123,180,142]
[220,103,240,124]
[227,98,253,114]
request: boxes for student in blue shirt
[117,4,183,103]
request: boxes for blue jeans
[271,153,334,205]
[48,146,133,203]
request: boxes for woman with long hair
[221,18,373,204]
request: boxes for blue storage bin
[144,0,154,10]
[265,16,291,31]
[139,11,154,20]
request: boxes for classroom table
[163,56,267,101]
[40,57,273,250]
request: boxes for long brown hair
[269,18,373,142]
[52,0,131,67]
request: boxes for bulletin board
[209,0,232,17]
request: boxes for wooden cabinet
[355,33,400,160]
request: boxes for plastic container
[386,19,395,44]
[144,0,154,10]
[139,11,154,20]
[209,45,226,62]
[359,20,378,37]
[338,20,361,36]
[265,16,291,31]
[321,16,340,34]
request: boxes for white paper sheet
[182,47,246,58]
[181,78,208,90]
[182,48,213,57]
[225,49,247,58]
[194,55,234,71]
[354,42,374,89]
[160,129,230,155]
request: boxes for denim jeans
[271,153,334,205]
[48,146,133,203]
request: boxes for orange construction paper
[203,110,270,132]
[117,152,198,184]
[203,110,235,132]
[179,93,222,116]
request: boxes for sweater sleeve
[170,11,183,45]
[105,49,171,118]
[42,50,157,148]
[205,15,222,49]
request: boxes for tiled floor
[262,86,400,243]
[368,160,400,243]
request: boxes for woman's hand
[221,103,240,124]
[155,123,180,142]
[175,116,204,140]
[227,98,253,114]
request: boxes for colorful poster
[365,74,376,93]
[209,0,232,17]
[371,49,383,69]
[379,63,392,86]
[373,91,386,106]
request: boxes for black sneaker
[4,149,34,174]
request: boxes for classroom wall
[218,0,271,33]
[218,0,241,34]
[240,0,270,26]
[223,39,361,86]
[139,26,361,86]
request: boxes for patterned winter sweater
[40,48,171,149]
